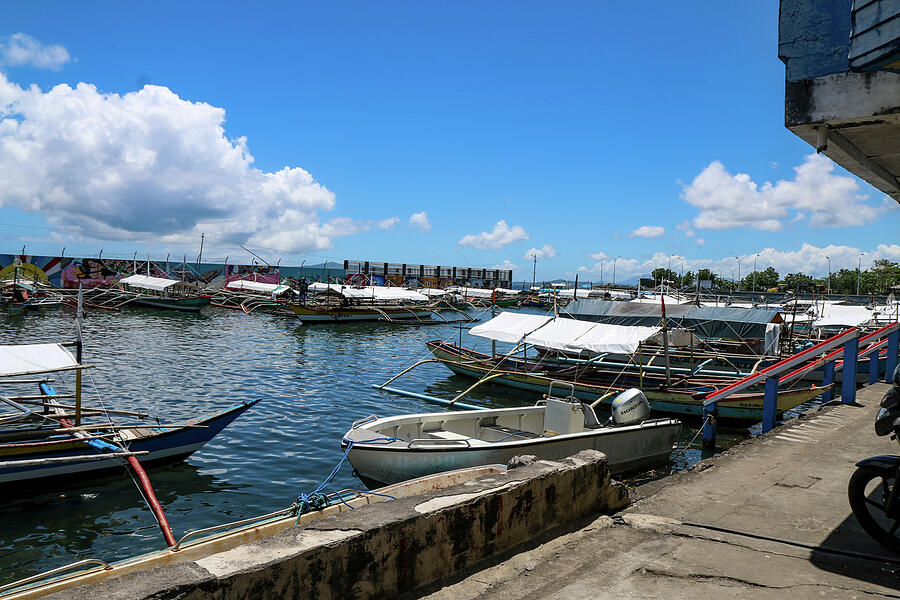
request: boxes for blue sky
[1,1,897,281]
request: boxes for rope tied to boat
[295,439,356,520]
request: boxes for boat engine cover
[611,388,651,426]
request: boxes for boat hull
[0,400,258,487]
[132,295,211,312]
[427,342,827,422]
[344,407,681,488]
[288,304,433,323]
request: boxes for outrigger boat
[117,275,211,312]
[344,384,681,488]
[288,283,473,325]
[0,342,257,488]
[379,312,829,423]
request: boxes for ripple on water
[0,306,727,584]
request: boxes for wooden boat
[343,390,681,488]
[0,465,505,599]
[426,341,827,422]
[288,283,436,324]
[118,275,211,312]
[0,340,256,489]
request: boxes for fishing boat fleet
[2,268,898,597]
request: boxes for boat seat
[580,403,605,429]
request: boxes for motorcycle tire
[848,465,900,553]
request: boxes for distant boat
[118,275,211,312]
[288,283,433,324]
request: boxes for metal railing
[701,322,899,449]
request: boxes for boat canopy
[0,343,79,377]
[226,280,293,295]
[556,288,602,299]
[469,312,663,354]
[449,287,520,298]
[565,300,783,341]
[119,275,180,291]
[812,304,881,328]
[308,283,428,302]
[417,288,448,297]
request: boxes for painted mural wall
[0,254,347,288]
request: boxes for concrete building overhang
[785,70,900,202]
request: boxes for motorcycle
[848,363,900,552]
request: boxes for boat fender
[611,388,651,426]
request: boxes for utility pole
[613,256,620,287]
[197,233,205,264]
[752,253,758,292]
[826,255,831,294]
[857,252,865,295]
[531,253,537,290]
[735,256,741,291]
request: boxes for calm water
[0,305,735,584]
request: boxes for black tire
[848,465,900,553]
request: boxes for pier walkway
[413,383,899,600]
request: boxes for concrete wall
[47,450,628,600]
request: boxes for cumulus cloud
[682,154,895,231]
[629,225,666,238]
[577,265,588,272]
[523,244,556,260]
[493,260,519,271]
[458,220,528,250]
[587,251,608,261]
[409,211,431,232]
[0,75,397,252]
[0,34,71,70]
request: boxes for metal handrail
[548,380,576,400]
[172,505,299,551]
[351,414,378,429]
[408,438,471,447]
[0,559,111,594]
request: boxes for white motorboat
[343,386,682,488]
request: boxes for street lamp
[750,253,757,292]
[825,255,831,294]
[857,252,865,295]
[735,256,741,291]
[676,255,685,289]
[613,256,620,287]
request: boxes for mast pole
[661,295,671,386]
[75,285,83,426]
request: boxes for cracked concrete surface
[411,384,900,600]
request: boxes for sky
[0,1,898,283]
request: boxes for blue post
[762,376,778,433]
[841,336,859,404]
[886,330,899,384]
[701,402,717,456]
[868,347,879,385]
[822,361,835,403]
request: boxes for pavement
[408,383,900,599]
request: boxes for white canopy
[308,283,428,302]
[0,343,79,377]
[469,312,662,354]
[812,305,878,328]
[417,288,448,297]
[119,274,179,291]
[556,288,601,299]
[226,280,292,295]
[492,288,522,296]
[469,312,553,344]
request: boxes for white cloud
[523,244,556,260]
[577,265,588,272]
[0,75,402,253]
[409,211,431,232]
[676,220,696,238]
[629,225,666,238]
[695,238,706,247]
[587,251,608,261]
[458,220,528,250]
[493,260,519,271]
[682,154,894,231]
[0,34,71,70]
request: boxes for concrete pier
[414,383,899,599]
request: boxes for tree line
[648,259,900,295]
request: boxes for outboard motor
[611,388,651,426]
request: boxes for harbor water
[1,306,739,584]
